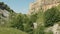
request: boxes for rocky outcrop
[45,23,60,34]
[0,9,9,17]
[0,9,10,25]
[28,0,60,15]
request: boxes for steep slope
[0,2,15,27]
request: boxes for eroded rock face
[0,9,10,25]
[0,9,9,18]
[52,24,59,34]
[28,0,60,15]
[33,23,37,29]
[45,23,60,34]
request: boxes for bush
[44,7,60,27]
[33,25,45,34]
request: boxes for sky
[0,0,34,14]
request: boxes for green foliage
[1,2,60,34]
[44,7,60,27]
[0,2,15,13]
[10,13,33,34]
[34,25,45,34]
[11,13,24,31]
[36,10,44,25]
[30,13,38,22]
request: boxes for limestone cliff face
[0,9,10,25]
[42,3,60,12]
[28,0,60,15]
[0,2,15,26]
[45,22,60,34]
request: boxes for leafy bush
[11,13,24,31]
[0,2,14,13]
[33,25,45,34]
[44,7,60,27]
[10,13,33,34]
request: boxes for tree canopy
[44,7,60,27]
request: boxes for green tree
[0,2,14,13]
[11,13,24,31]
[10,13,33,34]
[44,7,60,27]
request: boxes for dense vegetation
[0,2,60,34]
[44,7,60,27]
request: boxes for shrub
[44,7,60,27]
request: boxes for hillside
[0,2,28,34]
[0,2,14,13]
[0,1,60,34]
[0,2,16,27]
[0,27,28,34]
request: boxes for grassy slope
[0,27,28,34]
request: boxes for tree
[10,13,34,34]
[0,2,14,13]
[44,7,60,27]
[30,13,38,23]
[10,13,24,31]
